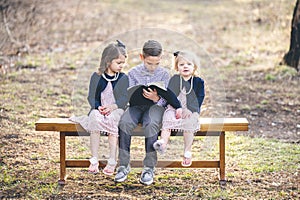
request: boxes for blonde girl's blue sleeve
[196,78,205,108]
[189,77,205,113]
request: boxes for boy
[115,40,169,185]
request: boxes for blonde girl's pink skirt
[162,105,200,133]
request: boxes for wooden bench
[35,117,249,185]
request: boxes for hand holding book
[142,87,160,102]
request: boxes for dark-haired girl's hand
[98,104,117,116]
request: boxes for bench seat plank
[35,117,249,132]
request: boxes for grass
[275,64,298,78]
[1,129,298,198]
[265,73,276,81]
[0,133,300,199]
[226,133,300,173]
[1,133,293,199]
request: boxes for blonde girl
[153,50,205,167]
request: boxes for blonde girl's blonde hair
[98,40,127,74]
[173,51,200,75]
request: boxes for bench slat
[65,159,220,168]
[35,117,249,132]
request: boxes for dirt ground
[0,0,299,199]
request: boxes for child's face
[140,54,162,72]
[107,54,126,74]
[177,57,195,78]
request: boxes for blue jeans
[118,105,165,168]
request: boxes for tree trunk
[283,0,300,71]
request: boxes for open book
[127,81,166,95]
[127,81,168,105]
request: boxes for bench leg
[219,131,226,184]
[58,132,67,185]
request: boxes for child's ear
[139,53,144,61]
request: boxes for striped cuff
[156,96,167,107]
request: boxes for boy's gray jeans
[118,105,165,168]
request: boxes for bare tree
[0,0,37,55]
[283,0,300,71]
